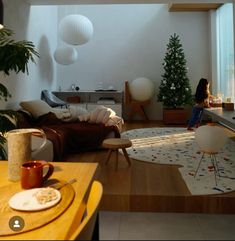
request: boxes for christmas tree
[157,33,192,108]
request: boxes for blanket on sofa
[35,112,120,161]
[1,110,120,161]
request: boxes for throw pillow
[20,100,53,118]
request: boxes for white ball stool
[129,77,154,102]
[194,124,227,186]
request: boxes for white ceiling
[24,0,233,5]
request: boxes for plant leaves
[0,27,39,101]
[0,83,11,100]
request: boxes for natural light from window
[216,3,234,102]
[129,132,194,149]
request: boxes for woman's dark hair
[195,78,209,103]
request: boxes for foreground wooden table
[0,161,98,240]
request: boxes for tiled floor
[99,211,235,240]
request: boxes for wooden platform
[65,121,235,214]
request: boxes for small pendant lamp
[54,46,78,65]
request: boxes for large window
[216,3,234,101]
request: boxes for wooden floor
[65,121,235,214]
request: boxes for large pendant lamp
[59,14,93,45]
[0,0,3,29]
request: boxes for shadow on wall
[38,35,54,84]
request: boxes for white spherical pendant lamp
[54,46,78,65]
[59,14,93,45]
[129,77,154,101]
[195,125,227,153]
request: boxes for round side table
[102,138,132,171]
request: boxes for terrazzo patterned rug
[121,127,235,195]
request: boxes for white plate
[9,188,61,211]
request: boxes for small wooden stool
[102,138,132,171]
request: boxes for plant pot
[163,108,188,124]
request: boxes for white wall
[57,4,210,119]
[0,0,57,109]
[0,2,211,120]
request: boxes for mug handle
[30,128,47,152]
[39,160,54,182]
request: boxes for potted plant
[0,27,39,158]
[157,33,193,124]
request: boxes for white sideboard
[53,90,123,117]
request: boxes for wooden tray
[0,180,75,236]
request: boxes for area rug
[121,127,235,195]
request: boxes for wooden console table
[204,107,235,130]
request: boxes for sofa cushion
[20,100,53,118]
[20,100,88,122]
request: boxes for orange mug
[21,160,54,189]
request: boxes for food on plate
[34,187,59,205]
